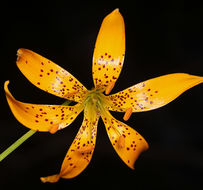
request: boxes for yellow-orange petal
[4,81,83,132]
[92,9,125,92]
[17,48,87,102]
[101,111,148,169]
[108,73,203,112]
[41,106,100,182]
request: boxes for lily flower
[4,9,203,183]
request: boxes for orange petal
[17,48,87,102]
[108,73,203,112]
[92,9,125,92]
[4,81,83,132]
[101,111,148,169]
[41,106,100,182]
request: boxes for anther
[123,107,133,121]
[77,145,94,154]
[49,124,59,134]
[118,136,125,148]
[105,81,115,95]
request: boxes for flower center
[84,89,107,115]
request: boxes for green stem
[0,100,72,162]
[62,100,72,106]
[0,129,36,162]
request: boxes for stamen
[49,124,59,134]
[105,81,115,95]
[123,107,133,121]
[77,145,94,154]
[118,135,125,148]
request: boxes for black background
[0,0,202,189]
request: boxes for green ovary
[83,90,108,118]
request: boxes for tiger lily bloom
[4,9,203,183]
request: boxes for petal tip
[17,48,29,62]
[142,137,150,151]
[4,80,10,87]
[17,48,23,53]
[17,48,23,57]
[4,80,10,93]
[17,48,24,62]
[130,165,135,170]
[40,174,60,183]
[106,8,123,22]
[144,141,149,151]
[113,8,119,13]
[109,8,122,18]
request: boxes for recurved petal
[17,48,87,102]
[4,81,83,132]
[40,105,100,182]
[101,111,148,169]
[108,73,203,112]
[92,9,125,93]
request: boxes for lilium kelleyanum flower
[4,9,203,183]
